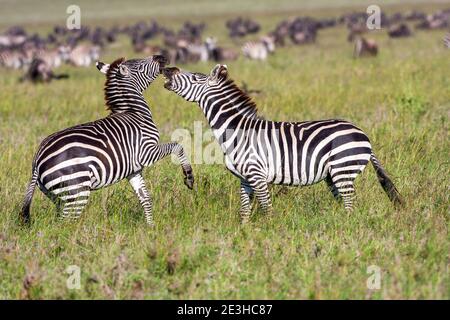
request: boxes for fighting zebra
[241,36,275,61]
[21,55,194,226]
[162,64,403,223]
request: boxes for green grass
[0,1,449,299]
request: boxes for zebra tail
[53,73,69,80]
[370,152,404,207]
[21,167,38,224]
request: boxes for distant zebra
[0,49,25,69]
[242,36,275,60]
[444,33,450,48]
[163,65,403,222]
[20,58,69,83]
[22,55,194,226]
[353,37,378,58]
[33,45,71,68]
[68,44,100,67]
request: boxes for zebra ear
[96,61,110,74]
[210,64,228,82]
[119,64,130,77]
[218,64,228,78]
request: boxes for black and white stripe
[241,36,275,60]
[163,64,403,222]
[21,55,194,226]
[444,33,450,48]
[0,49,25,69]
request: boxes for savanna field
[0,0,449,299]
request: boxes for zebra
[443,33,450,48]
[241,36,275,61]
[21,55,194,226]
[0,49,25,69]
[20,58,69,83]
[162,64,403,223]
[68,44,101,67]
[353,37,378,58]
[33,45,71,69]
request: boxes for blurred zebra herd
[1,7,450,83]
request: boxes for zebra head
[162,64,228,102]
[96,55,168,92]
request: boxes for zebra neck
[199,81,259,130]
[104,88,152,115]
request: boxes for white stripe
[44,171,91,189]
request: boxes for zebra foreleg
[248,178,273,216]
[239,180,254,223]
[148,143,194,190]
[128,172,154,226]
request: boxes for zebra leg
[148,143,194,189]
[239,180,254,223]
[170,143,194,190]
[248,178,273,215]
[38,180,63,213]
[330,175,356,211]
[128,172,154,226]
[58,184,91,220]
[325,175,340,199]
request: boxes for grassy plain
[0,0,448,299]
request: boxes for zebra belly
[224,155,245,180]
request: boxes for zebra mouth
[162,68,175,90]
[153,55,168,68]
[163,76,172,90]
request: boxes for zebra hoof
[184,175,194,190]
[240,215,251,225]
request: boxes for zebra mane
[103,57,126,113]
[103,57,149,114]
[106,57,125,77]
[223,79,259,119]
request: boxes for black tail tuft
[370,153,404,207]
[21,168,38,225]
[53,73,69,80]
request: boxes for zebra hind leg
[248,177,273,216]
[325,175,340,200]
[58,186,91,220]
[329,171,357,211]
[128,173,154,226]
[239,180,254,224]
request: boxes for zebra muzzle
[162,67,179,89]
[153,54,169,67]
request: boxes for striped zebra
[0,49,25,69]
[162,64,403,222]
[68,44,100,67]
[444,33,450,48]
[241,36,275,61]
[33,45,71,69]
[21,55,194,226]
